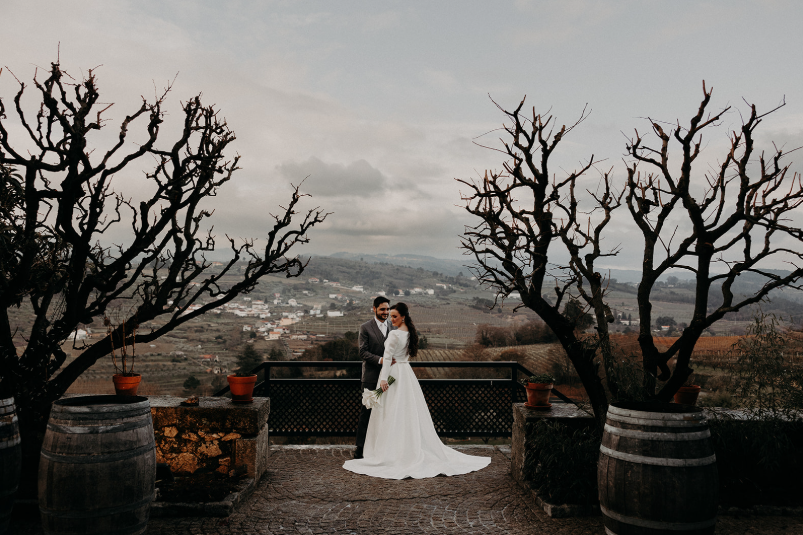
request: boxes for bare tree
[461,86,803,426]
[459,98,619,426]
[626,82,803,400]
[0,62,326,481]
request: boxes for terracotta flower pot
[525,382,553,409]
[112,373,142,396]
[674,385,702,406]
[227,375,257,403]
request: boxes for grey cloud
[277,157,389,198]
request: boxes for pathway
[9,445,803,534]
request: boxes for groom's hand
[379,358,397,365]
[380,380,389,392]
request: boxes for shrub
[514,320,557,344]
[729,312,803,417]
[523,373,554,384]
[698,390,737,409]
[235,344,263,377]
[475,324,515,347]
[523,420,600,505]
[549,356,581,386]
[183,375,200,392]
[709,415,803,507]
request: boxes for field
[13,256,792,401]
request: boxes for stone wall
[149,396,270,480]
[510,403,594,486]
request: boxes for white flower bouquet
[362,376,395,409]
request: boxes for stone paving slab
[8,445,803,534]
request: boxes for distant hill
[327,252,476,277]
[302,255,475,291]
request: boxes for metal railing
[215,361,573,437]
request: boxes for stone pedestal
[149,396,270,480]
[510,403,594,486]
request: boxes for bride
[343,303,491,479]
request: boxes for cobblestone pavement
[9,445,803,534]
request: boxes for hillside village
[43,254,803,397]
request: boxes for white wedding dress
[343,330,491,479]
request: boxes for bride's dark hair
[390,302,419,358]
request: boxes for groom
[354,295,394,459]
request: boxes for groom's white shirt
[375,317,388,337]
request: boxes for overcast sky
[3,1,802,266]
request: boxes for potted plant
[227,345,261,403]
[522,373,554,409]
[106,318,142,396]
[674,375,701,406]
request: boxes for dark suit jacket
[358,319,394,384]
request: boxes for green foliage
[562,298,593,330]
[343,331,358,343]
[514,320,557,344]
[268,347,285,361]
[475,320,556,347]
[604,355,652,403]
[320,338,359,361]
[654,315,676,329]
[601,336,652,403]
[522,420,600,505]
[235,344,263,377]
[183,375,200,391]
[729,312,803,418]
[470,297,495,311]
[419,335,429,350]
[523,373,554,384]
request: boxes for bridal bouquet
[362,376,395,409]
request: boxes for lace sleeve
[378,331,398,383]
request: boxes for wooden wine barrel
[38,395,155,535]
[1,397,22,535]
[598,401,718,535]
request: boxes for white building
[327,310,344,317]
[71,329,88,340]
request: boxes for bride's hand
[380,380,389,392]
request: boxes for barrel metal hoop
[48,413,152,424]
[601,505,716,530]
[0,406,15,415]
[607,412,708,428]
[0,435,21,449]
[50,407,151,420]
[46,418,151,435]
[599,445,717,467]
[41,441,154,464]
[39,492,155,519]
[608,405,706,422]
[604,423,711,441]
